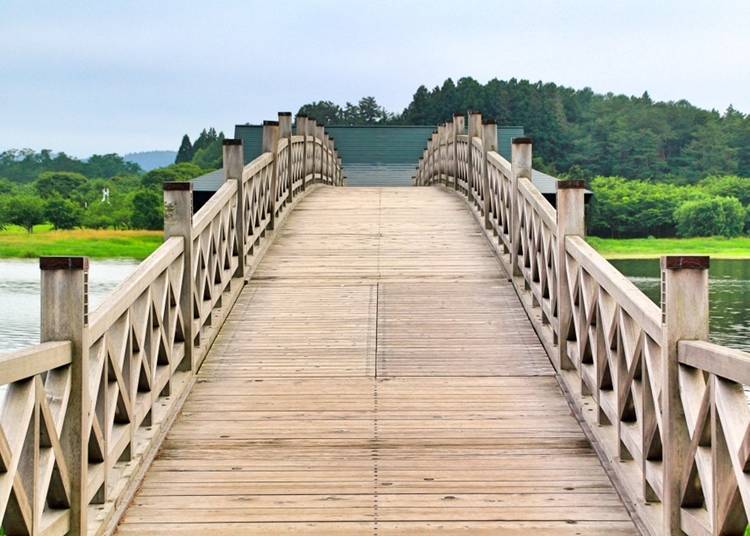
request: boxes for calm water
[0,259,139,352]
[0,258,748,353]
[611,259,750,352]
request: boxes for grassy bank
[0,225,162,260]
[587,236,750,259]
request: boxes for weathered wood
[0,341,71,385]
[115,187,636,535]
[510,138,531,276]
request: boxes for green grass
[587,236,750,259]
[0,225,162,260]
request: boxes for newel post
[482,120,497,230]
[163,181,195,372]
[467,112,483,206]
[279,112,293,203]
[223,139,245,279]
[262,120,280,230]
[40,256,89,534]
[555,180,585,371]
[510,137,532,277]
[452,113,464,190]
[295,114,309,191]
[661,255,709,535]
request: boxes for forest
[1,77,749,238]
[298,77,750,237]
[0,129,223,232]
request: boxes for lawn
[587,236,750,259]
[0,225,163,260]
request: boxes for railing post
[279,112,293,203]
[510,137,532,277]
[468,111,482,206]
[452,113,464,190]
[661,255,709,535]
[555,180,585,371]
[337,156,343,186]
[295,114,308,191]
[223,139,245,280]
[40,256,89,534]
[438,123,446,185]
[163,181,195,371]
[262,120,280,230]
[482,120,497,230]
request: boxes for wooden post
[262,120,280,230]
[452,113,464,190]
[510,137,532,277]
[40,256,89,534]
[223,139,245,279]
[337,156,343,186]
[315,123,324,181]
[163,181,195,371]
[467,112,482,206]
[661,255,709,535]
[482,120,497,229]
[438,124,446,185]
[279,112,293,203]
[555,180,585,371]
[295,114,308,191]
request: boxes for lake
[0,257,747,353]
[0,258,139,352]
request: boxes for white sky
[1,0,748,156]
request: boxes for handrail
[414,113,749,535]
[0,111,344,536]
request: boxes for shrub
[674,196,745,237]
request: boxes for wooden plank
[115,187,636,534]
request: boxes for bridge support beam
[555,180,585,372]
[163,181,195,372]
[223,139,245,280]
[482,120,497,230]
[40,255,90,534]
[661,255,709,535]
[510,138,532,277]
[262,120,280,230]
[295,114,308,191]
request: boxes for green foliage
[699,175,750,205]
[141,162,204,187]
[44,195,82,229]
[588,177,707,237]
[675,196,745,237]
[0,149,141,183]
[6,193,46,232]
[175,134,193,163]
[129,189,163,230]
[35,171,87,198]
[298,96,392,125]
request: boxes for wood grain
[116,187,637,535]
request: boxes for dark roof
[191,169,224,192]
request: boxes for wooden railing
[415,112,750,536]
[0,113,342,536]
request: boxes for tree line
[0,129,223,232]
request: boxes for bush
[674,196,745,237]
[699,175,750,206]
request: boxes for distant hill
[124,150,176,171]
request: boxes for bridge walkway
[115,187,637,534]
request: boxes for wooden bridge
[2,112,749,536]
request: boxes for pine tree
[175,135,193,163]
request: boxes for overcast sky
[1,0,748,156]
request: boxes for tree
[175,135,193,163]
[674,196,745,237]
[297,101,343,125]
[85,154,141,178]
[35,171,87,199]
[6,194,45,232]
[129,189,163,230]
[699,175,750,206]
[141,163,205,187]
[44,195,82,229]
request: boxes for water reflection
[0,259,139,352]
[611,259,750,352]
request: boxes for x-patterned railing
[416,111,750,536]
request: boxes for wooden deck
[116,187,637,534]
